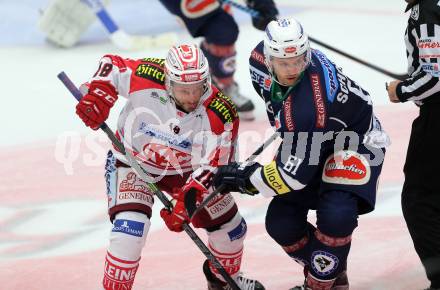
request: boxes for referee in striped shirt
[387,1,440,289]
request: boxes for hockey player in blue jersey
[158,0,278,121]
[212,18,390,289]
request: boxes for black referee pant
[402,104,440,289]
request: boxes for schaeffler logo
[322,150,371,185]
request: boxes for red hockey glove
[76,80,118,130]
[160,199,189,232]
[179,173,210,204]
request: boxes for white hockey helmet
[263,18,311,73]
[164,44,211,99]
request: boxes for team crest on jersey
[135,63,165,85]
[181,0,220,18]
[137,143,193,173]
[208,92,238,124]
[322,150,371,185]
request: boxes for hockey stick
[184,131,280,219]
[57,72,240,290]
[306,36,407,81]
[81,0,177,50]
[220,0,407,80]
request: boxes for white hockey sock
[103,211,150,290]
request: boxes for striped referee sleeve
[397,23,440,102]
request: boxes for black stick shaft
[186,132,279,218]
[308,36,407,80]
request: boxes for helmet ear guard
[164,44,211,101]
[263,18,311,75]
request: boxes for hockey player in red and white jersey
[159,0,279,121]
[74,44,265,290]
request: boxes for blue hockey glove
[246,0,279,31]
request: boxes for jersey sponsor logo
[181,0,220,19]
[117,190,154,205]
[284,95,295,131]
[138,122,192,149]
[227,218,247,241]
[251,49,265,65]
[284,46,297,53]
[112,219,144,237]
[422,63,440,77]
[250,66,271,91]
[135,63,165,85]
[104,256,138,287]
[310,74,326,128]
[141,57,165,67]
[208,92,238,124]
[418,39,440,49]
[209,246,243,275]
[311,250,339,276]
[150,91,168,104]
[264,77,272,90]
[117,170,154,207]
[420,53,440,58]
[263,161,291,195]
[206,193,235,219]
[322,150,371,185]
[312,50,339,102]
[119,171,150,194]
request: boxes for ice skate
[203,260,265,290]
[289,271,349,290]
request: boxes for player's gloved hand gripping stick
[184,132,280,219]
